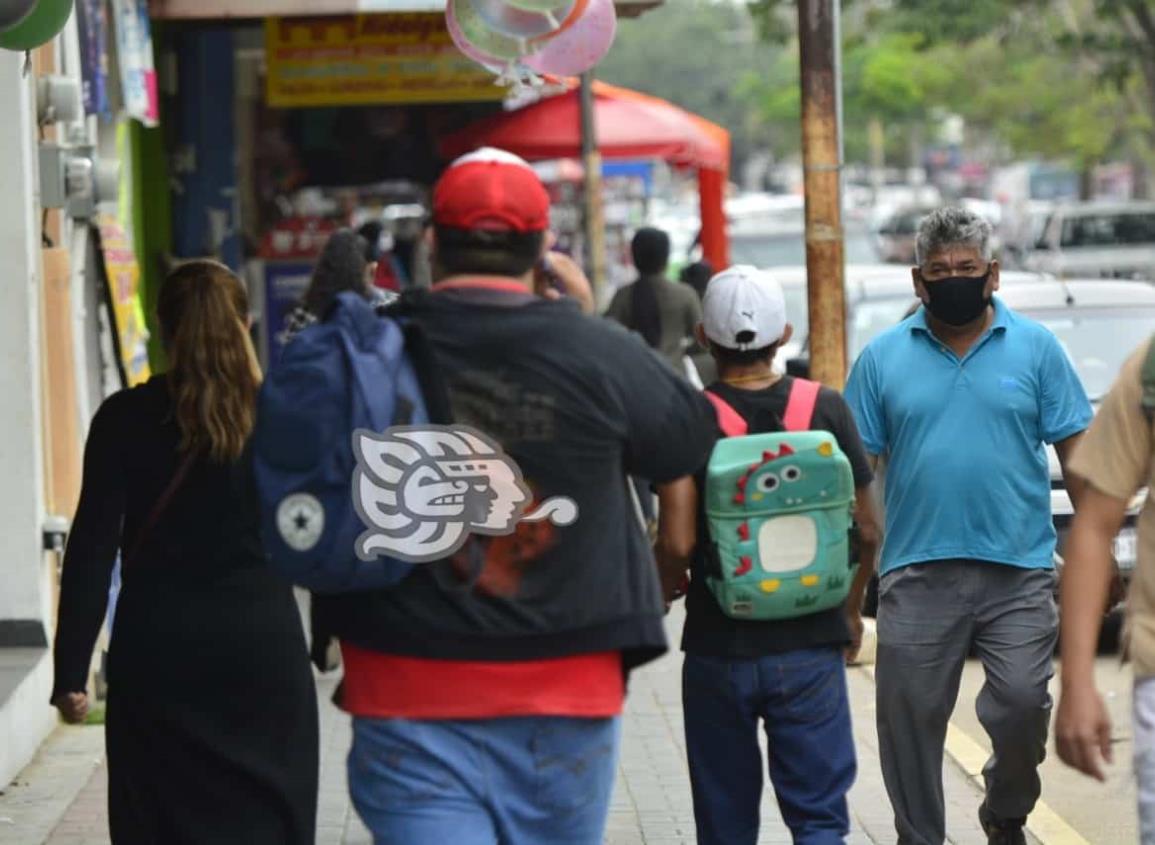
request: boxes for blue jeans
[348,715,621,845]
[683,648,855,845]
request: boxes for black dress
[52,376,319,844]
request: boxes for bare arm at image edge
[1056,348,1150,781]
[1055,432,1089,512]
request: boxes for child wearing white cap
[658,264,882,845]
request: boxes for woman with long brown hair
[52,261,318,843]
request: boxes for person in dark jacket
[52,261,319,844]
[317,148,718,845]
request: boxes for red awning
[441,80,729,172]
[441,81,731,269]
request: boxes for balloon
[524,0,616,77]
[529,0,589,44]
[446,0,510,69]
[470,0,574,40]
[504,0,570,11]
[0,0,37,33]
[448,0,529,62]
[0,0,72,51]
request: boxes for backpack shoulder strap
[704,390,748,437]
[782,378,821,432]
[1142,335,1155,421]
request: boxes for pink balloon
[472,0,574,40]
[524,0,617,77]
[446,1,512,70]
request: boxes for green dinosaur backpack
[703,380,856,621]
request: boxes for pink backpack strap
[782,378,821,431]
[704,390,748,437]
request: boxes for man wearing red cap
[317,148,717,844]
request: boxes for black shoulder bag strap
[380,297,486,589]
[123,451,198,569]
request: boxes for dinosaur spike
[734,556,753,576]
[733,493,745,504]
[737,522,750,541]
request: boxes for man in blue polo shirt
[845,207,1092,845]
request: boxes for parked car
[870,202,1005,265]
[831,278,1155,617]
[729,219,878,270]
[1026,201,1155,281]
[869,206,934,264]
[770,264,1050,369]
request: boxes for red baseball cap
[433,147,551,234]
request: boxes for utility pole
[579,70,607,305]
[797,0,846,388]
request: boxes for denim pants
[348,715,620,845]
[682,647,856,845]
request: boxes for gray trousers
[876,561,1058,845]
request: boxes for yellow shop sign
[265,13,506,107]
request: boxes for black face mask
[920,271,991,327]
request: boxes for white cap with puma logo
[701,264,788,351]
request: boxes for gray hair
[915,207,993,266]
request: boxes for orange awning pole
[698,166,729,271]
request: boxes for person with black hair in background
[681,260,717,386]
[680,260,714,302]
[606,227,702,373]
[280,228,393,345]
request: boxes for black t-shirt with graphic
[681,377,874,658]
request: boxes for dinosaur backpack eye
[756,473,780,493]
[782,466,802,483]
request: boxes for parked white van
[1027,201,1155,280]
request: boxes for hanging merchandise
[75,0,110,117]
[471,0,575,40]
[0,0,73,52]
[110,0,158,126]
[93,213,152,389]
[524,0,616,77]
[0,0,36,32]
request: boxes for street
[4,605,1139,844]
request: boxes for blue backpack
[252,291,432,593]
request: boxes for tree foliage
[595,0,782,170]
[596,0,1155,183]
[743,0,1155,176]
